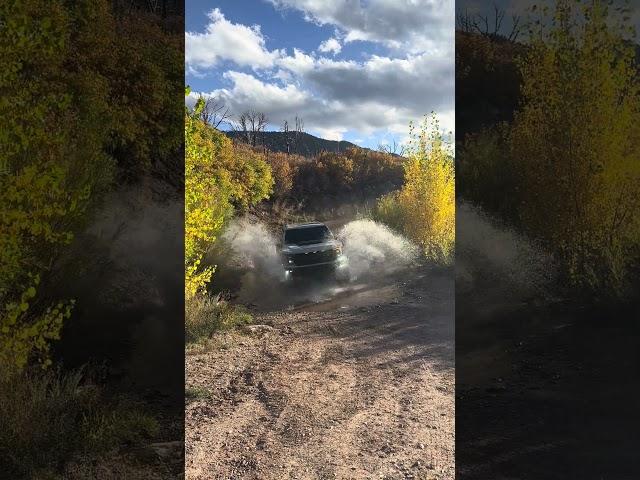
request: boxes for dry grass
[185,295,253,346]
[0,369,159,479]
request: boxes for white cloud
[318,37,342,55]
[185,8,282,71]
[218,71,309,111]
[276,48,315,75]
[190,47,454,139]
[314,126,346,140]
[272,69,293,83]
[272,52,454,133]
[268,0,454,54]
[194,65,452,140]
[186,2,455,143]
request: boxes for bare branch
[234,109,268,146]
[198,96,232,128]
[293,116,305,154]
[509,14,522,42]
[456,3,520,41]
[282,120,292,155]
[378,138,406,156]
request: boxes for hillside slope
[225,131,361,156]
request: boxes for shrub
[185,386,212,401]
[0,368,158,478]
[0,0,115,376]
[455,30,524,141]
[0,0,184,376]
[509,0,640,294]
[347,147,404,191]
[286,148,403,202]
[375,114,455,263]
[263,151,300,197]
[374,192,406,233]
[456,124,520,223]
[185,295,253,345]
[103,11,184,183]
[185,96,273,298]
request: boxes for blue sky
[185,0,455,149]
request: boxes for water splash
[456,202,556,301]
[337,219,419,280]
[212,217,420,309]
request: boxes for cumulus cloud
[187,2,455,142]
[276,48,315,75]
[268,0,454,54]
[297,54,453,115]
[191,50,454,138]
[185,8,282,72]
[195,70,437,139]
[318,37,342,55]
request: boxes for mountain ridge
[224,130,365,157]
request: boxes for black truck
[280,222,346,278]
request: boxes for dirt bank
[186,266,454,480]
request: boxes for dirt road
[185,266,454,480]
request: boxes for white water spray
[337,219,419,280]
[213,217,420,309]
[456,202,556,299]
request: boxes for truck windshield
[284,225,331,245]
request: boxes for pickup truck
[280,222,346,278]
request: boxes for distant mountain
[225,130,362,156]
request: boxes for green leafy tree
[510,0,640,293]
[185,93,273,299]
[0,0,183,376]
[0,0,115,376]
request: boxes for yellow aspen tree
[510,0,640,293]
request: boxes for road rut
[186,267,454,480]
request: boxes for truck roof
[284,221,325,230]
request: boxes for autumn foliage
[375,114,455,263]
[0,0,182,376]
[459,0,640,295]
[255,147,403,203]
[185,95,273,299]
[510,0,640,293]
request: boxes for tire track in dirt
[186,266,453,479]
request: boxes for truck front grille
[289,249,337,266]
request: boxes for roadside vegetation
[457,0,640,300]
[185,94,273,346]
[375,114,455,264]
[186,90,456,345]
[266,148,404,202]
[0,369,159,479]
[0,0,182,476]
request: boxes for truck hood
[281,239,341,255]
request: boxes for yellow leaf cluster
[510,0,640,292]
[185,96,273,298]
[376,114,455,263]
[1,0,182,374]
